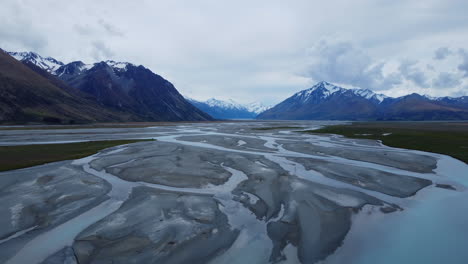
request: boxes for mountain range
[187,98,270,119]
[1,50,212,124]
[258,81,468,120]
[2,50,467,124]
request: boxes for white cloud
[458,49,468,77]
[1,0,468,103]
[398,60,430,88]
[432,72,461,88]
[434,47,452,60]
[304,39,403,91]
[91,41,115,61]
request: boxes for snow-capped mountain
[245,101,271,114]
[205,98,246,110]
[8,51,134,76]
[258,81,468,120]
[105,60,132,71]
[6,50,213,122]
[187,98,270,119]
[291,81,387,104]
[351,88,387,103]
[0,49,137,123]
[55,60,134,81]
[8,51,64,73]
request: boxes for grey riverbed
[0,121,467,264]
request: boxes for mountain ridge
[0,49,140,124]
[258,81,468,120]
[187,97,270,119]
[5,51,467,122]
[3,50,213,123]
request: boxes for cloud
[0,1,47,51]
[305,40,402,91]
[73,24,94,36]
[74,21,123,37]
[98,20,124,37]
[0,25,47,51]
[458,49,468,77]
[304,40,468,92]
[1,0,468,103]
[433,47,452,60]
[432,72,461,88]
[426,64,436,71]
[91,41,114,61]
[398,60,430,88]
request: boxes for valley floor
[0,121,467,264]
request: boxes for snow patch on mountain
[352,88,387,103]
[295,81,344,101]
[8,51,64,73]
[106,60,132,71]
[195,98,271,114]
[245,101,271,114]
[8,51,135,76]
[186,97,271,119]
[205,98,246,110]
[293,81,387,103]
[82,63,95,71]
[423,94,440,100]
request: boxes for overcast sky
[1,0,468,105]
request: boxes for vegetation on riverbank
[254,126,303,130]
[305,122,468,163]
[0,139,153,172]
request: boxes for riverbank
[305,121,468,163]
[0,139,153,171]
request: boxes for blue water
[326,155,468,264]
[356,190,468,264]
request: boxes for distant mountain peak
[245,101,272,114]
[293,81,387,103]
[9,51,40,59]
[293,81,343,102]
[105,60,133,71]
[351,87,387,103]
[205,98,246,110]
[258,81,468,121]
[316,80,335,88]
[55,61,91,77]
[187,97,270,119]
[8,51,64,74]
[423,94,439,100]
[8,51,140,77]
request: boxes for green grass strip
[0,139,154,172]
[254,126,303,131]
[305,123,468,164]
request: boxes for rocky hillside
[0,49,136,124]
[5,51,213,123]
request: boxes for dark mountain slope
[6,50,213,122]
[378,94,468,120]
[0,50,134,124]
[56,61,213,121]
